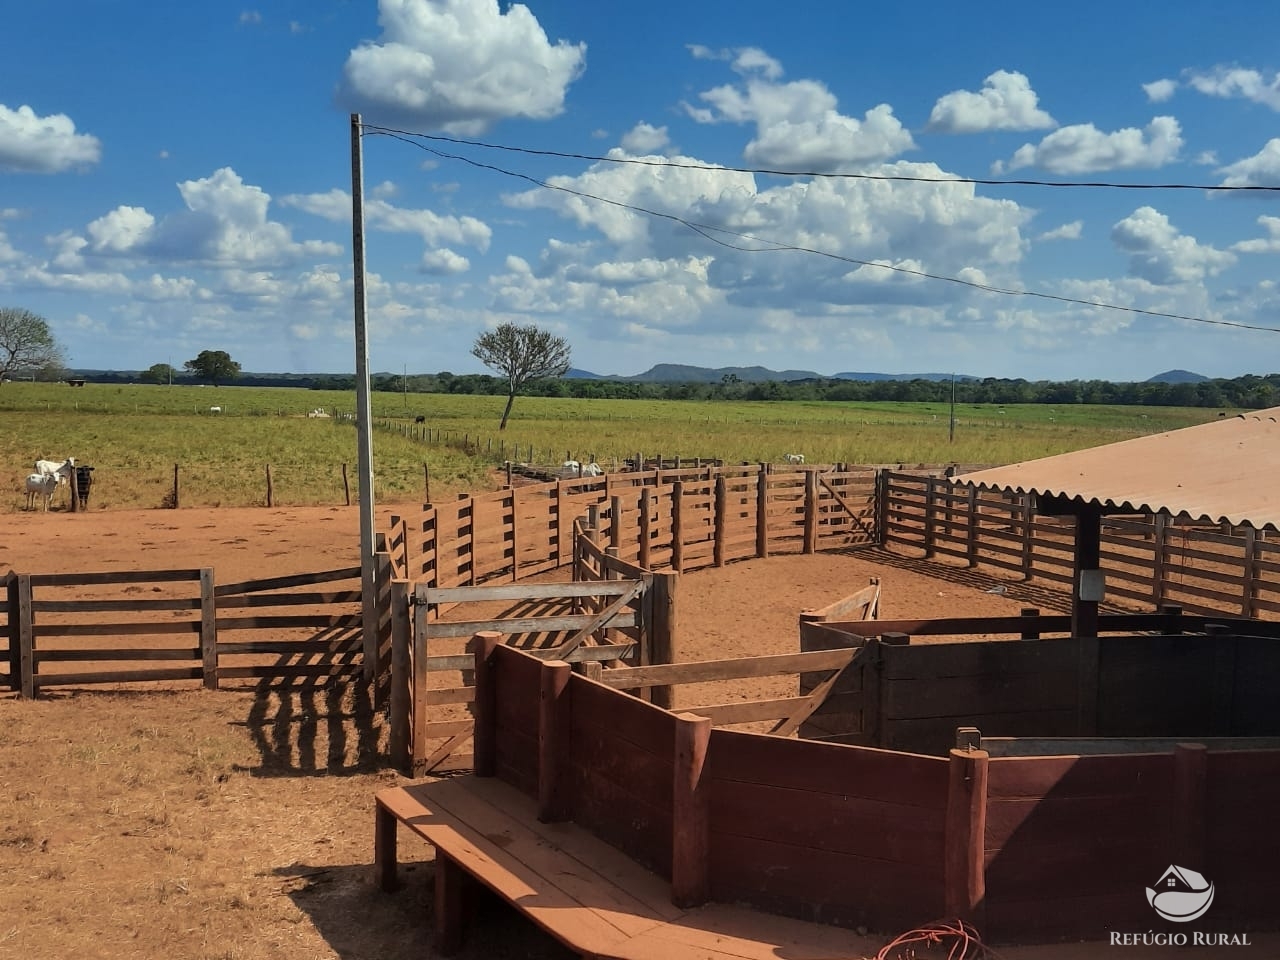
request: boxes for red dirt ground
[0,504,1269,960]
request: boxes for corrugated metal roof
[955,408,1280,531]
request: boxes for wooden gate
[390,577,657,776]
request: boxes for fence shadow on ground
[233,675,386,777]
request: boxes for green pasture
[0,381,1229,512]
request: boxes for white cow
[25,473,59,511]
[34,457,75,485]
[784,453,805,464]
[558,460,604,479]
[209,406,222,414]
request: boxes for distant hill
[565,363,974,383]
[1147,369,1208,384]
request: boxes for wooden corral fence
[883,472,1280,619]
[2,563,390,698]
[448,636,1280,944]
[467,641,965,936]
[389,463,884,589]
[386,538,675,775]
[797,607,1280,755]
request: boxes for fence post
[17,574,33,699]
[924,479,937,559]
[554,482,566,568]
[803,469,818,554]
[966,485,978,568]
[1152,513,1168,606]
[470,631,503,777]
[713,475,727,566]
[672,712,712,908]
[610,495,623,553]
[389,579,411,773]
[199,568,218,689]
[1021,493,1035,581]
[756,463,769,559]
[943,747,989,926]
[671,481,685,573]
[6,573,17,692]
[342,463,351,506]
[538,659,573,823]
[1173,743,1208,873]
[265,464,273,508]
[1241,525,1258,618]
[649,572,678,710]
[172,464,180,509]
[639,487,653,570]
[875,469,889,546]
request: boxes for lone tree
[471,322,571,430]
[0,307,67,382]
[184,350,241,386]
[141,362,178,385]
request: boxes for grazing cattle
[209,406,222,414]
[784,453,805,464]
[24,473,58,511]
[34,457,75,485]
[74,465,95,508]
[306,408,330,418]
[414,415,426,424]
[558,460,604,479]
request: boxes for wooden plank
[986,752,1173,801]
[549,581,643,661]
[215,663,362,681]
[879,637,1077,681]
[420,579,641,604]
[35,620,201,637]
[705,777,944,867]
[706,728,949,809]
[424,644,636,672]
[30,569,202,587]
[682,697,811,726]
[31,597,201,612]
[424,611,637,639]
[34,667,205,687]
[881,670,1077,721]
[943,749,987,924]
[213,590,363,608]
[981,736,1280,757]
[214,566,361,596]
[598,648,856,690]
[213,639,360,655]
[18,574,33,699]
[35,648,201,662]
[214,614,362,631]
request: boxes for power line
[361,122,1280,194]
[363,127,1280,336]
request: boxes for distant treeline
[72,369,1279,409]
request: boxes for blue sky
[4,1,1280,381]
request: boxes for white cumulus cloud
[620,123,670,155]
[421,248,470,273]
[1111,206,1235,284]
[1217,138,1280,187]
[1006,116,1182,173]
[1143,79,1177,103]
[927,71,1056,133]
[1231,215,1280,253]
[1185,67,1280,110]
[685,50,914,171]
[281,189,491,250]
[0,103,102,173]
[339,0,586,134]
[1038,221,1083,242]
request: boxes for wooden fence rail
[2,561,390,697]
[883,472,1279,620]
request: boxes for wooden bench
[375,774,880,959]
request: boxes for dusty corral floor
[1,505,1270,960]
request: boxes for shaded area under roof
[956,408,1280,533]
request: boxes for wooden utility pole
[352,113,378,680]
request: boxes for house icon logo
[1146,865,1215,922]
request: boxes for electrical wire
[873,918,1002,960]
[361,122,1280,193]
[362,127,1280,336]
